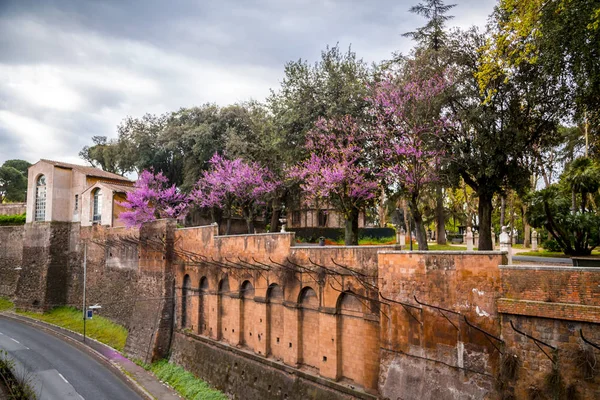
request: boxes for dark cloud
[0,0,495,166]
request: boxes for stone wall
[0,203,26,216]
[0,226,24,298]
[4,220,600,400]
[498,265,600,399]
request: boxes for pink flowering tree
[119,169,189,227]
[192,154,279,234]
[368,74,450,250]
[289,115,379,245]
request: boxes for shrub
[0,213,26,226]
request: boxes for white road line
[9,338,20,344]
[78,395,85,400]
[58,372,69,384]
[0,332,4,335]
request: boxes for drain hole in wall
[249,332,252,336]
[232,329,234,333]
[289,342,292,348]
[323,356,327,362]
[276,337,280,343]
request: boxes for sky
[0,0,496,166]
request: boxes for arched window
[35,175,46,221]
[92,189,102,223]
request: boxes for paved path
[0,316,142,400]
[512,255,572,264]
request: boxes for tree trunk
[244,206,255,234]
[409,199,428,250]
[500,196,506,227]
[436,186,446,244]
[478,192,493,250]
[226,217,232,235]
[247,218,255,234]
[344,206,359,246]
[270,198,282,232]
[378,188,387,227]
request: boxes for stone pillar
[491,227,496,249]
[473,231,479,250]
[397,228,405,249]
[466,227,473,251]
[531,229,538,251]
[499,226,512,264]
[318,311,339,380]
[282,302,300,367]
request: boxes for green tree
[483,0,600,153]
[0,159,31,203]
[403,0,457,51]
[527,157,600,256]
[444,28,562,250]
[79,136,123,174]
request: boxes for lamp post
[82,241,87,344]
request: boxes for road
[0,317,143,400]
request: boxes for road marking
[10,338,20,344]
[58,372,69,384]
[78,395,85,400]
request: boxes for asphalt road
[0,317,143,400]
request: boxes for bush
[0,213,25,226]
[290,227,395,243]
[542,238,562,252]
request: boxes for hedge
[289,227,395,242]
[0,213,26,226]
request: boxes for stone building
[287,200,367,229]
[25,159,133,227]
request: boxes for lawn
[516,250,600,258]
[17,306,128,352]
[0,298,14,312]
[146,360,226,400]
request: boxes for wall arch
[240,280,255,350]
[218,276,231,342]
[267,283,284,360]
[198,276,209,336]
[299,286,320,371]
[182,274,192,328]
[337,291,372,387]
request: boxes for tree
[527,157,600,256]
[268,45,374,231]
[443,28,562,250]
[401,0,456,245]
[118,170,189,228]
[369,74,450,250]
[403,0,457,51]
[193,154,278,234]
[0,160,31,203]
[79,136,123,174]
[289,116,379,245]
[486,0,600,150]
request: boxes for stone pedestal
[466,227,473,251]
[473,231,479,249]
[531,230,538,251]
[491,228,496,249]
[499,226,512,264]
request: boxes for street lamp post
[82,241,87,344]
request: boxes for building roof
[39,159,132,182]
[81,181,135,195]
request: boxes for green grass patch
[149,359,226,400]
[516,250,600,258]
[0,297,14,312]
[0,213,26,226]
[409,244,468,251]
[17,306,127,352]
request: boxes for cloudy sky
[0,0,495,166]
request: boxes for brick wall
[497,265,600,399]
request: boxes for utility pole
[82,241,87,344]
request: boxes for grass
[149,359,226,400]
[0,298,14,312]
[516,249,600,258]
[17,306,128,352]
[0,213,26,226]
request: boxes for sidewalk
[0,312,181,400]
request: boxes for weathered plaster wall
[0,226,24,298]
[377,251,505,400]
[498,265,600,399]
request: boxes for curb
[0,312,155,400]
